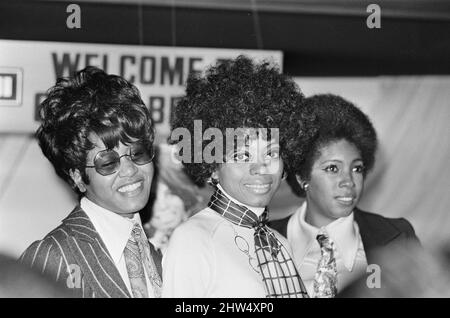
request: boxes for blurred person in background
[20,67,162,298]
[144,143,212,253]
[270,94,420,297]
[338,242,450,297]
[0,254,73,298]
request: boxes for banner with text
[0,40,282,137]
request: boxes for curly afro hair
[169,55,305,185]
[36,66,154,196]
[284,94,378,196]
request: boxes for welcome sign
[0,40,282,137]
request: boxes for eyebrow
[319,158,363,164]
[232,140,280,150]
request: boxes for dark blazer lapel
[268,217,289,238]
[354,208,403,263]
[62,207,131,298]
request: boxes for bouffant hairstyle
[169,55,305,185]
[36,66,154,196]
[285,94,378,195]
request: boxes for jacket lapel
[62,206,131,298]
[354,208,402,263]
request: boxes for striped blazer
[19,206,163,298]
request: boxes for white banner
[0,40,282,136]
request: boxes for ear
[295,174,304,185]
[69,169,87,193]
[296,174,310,192]
[208,170,220,186]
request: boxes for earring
[281,170,287,180]
[302,182,309,191]
[207,176,219,186]
[77,183,86,193]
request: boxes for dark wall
[1,0,450,76]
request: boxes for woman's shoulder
[354,207,417,237]
[171,207,226,239]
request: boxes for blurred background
[0,0,449,258]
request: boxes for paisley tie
[124,224,162,298]
[313,232,338,298]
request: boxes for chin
[118,200,147,214]
[245,196,272,208]
[334,208,354,219]
[117,191,150,210]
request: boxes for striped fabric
[208,188,308,298]
[19,206,162,298]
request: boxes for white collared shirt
[286,202,368,296]
[80,197,155,298]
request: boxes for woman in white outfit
[162,56,309,298]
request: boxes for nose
[249,160,269,175]
[118,155,138,177]
[339,171,355,188]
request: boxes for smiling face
[74,134,154,218]
[300,139,365,228]
[213,135,283,208]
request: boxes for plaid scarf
[208,188,308,298]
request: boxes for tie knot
[253,222,265,231]
[252,210,269,230]
[316,232,333,249]
[131,224,143,240]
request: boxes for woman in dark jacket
[270,94,420,298]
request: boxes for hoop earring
[281,170,287,180]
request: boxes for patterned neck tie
[313,232,338,298]
[208,188,308,298]
[124,224,162,298]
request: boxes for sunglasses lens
[94,150,120,175]
[91,144,154,176]
[131,144,154,165]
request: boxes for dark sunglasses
[85,143,154,176]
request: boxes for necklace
[226,223,260,274]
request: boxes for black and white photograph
[0,0,449,303]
